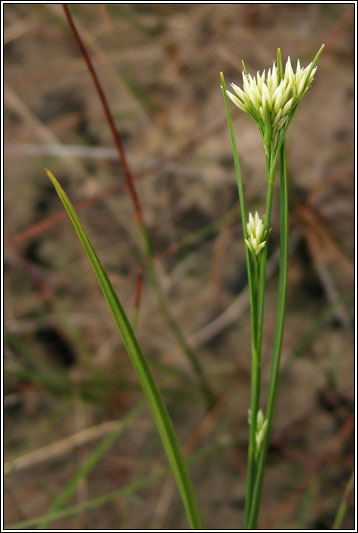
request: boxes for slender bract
[45,169,203,529]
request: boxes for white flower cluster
[226,56,317,134]
[245,212,266,256]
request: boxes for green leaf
[45,169,203,529]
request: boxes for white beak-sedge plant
[221,44,324,529]
[43,30,323,528]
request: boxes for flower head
[226,49,321,137]
[245,211,266,256]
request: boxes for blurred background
[4,3,354,530]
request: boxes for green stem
[220,72,260,527]
[243,161,276,528]
[244,340,259,527]
[220,73,257,341]
[254,149,277,373]
[256,173,274,352]
[248,140,289,529]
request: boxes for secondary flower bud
[248,408,268,462]
[245,212,266,256]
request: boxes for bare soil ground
[4,4,354,530]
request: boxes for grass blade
[44,168,203,529]
[332,470,354,529]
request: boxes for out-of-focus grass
[7,438,234,530]
[38,402,144,529]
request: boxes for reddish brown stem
[134,268,144,315]
[62,4,144,227]
[61,4,215,408]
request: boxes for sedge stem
[248,140,289,528]
[220,73,260,525]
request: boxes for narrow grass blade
[332,470,354,529]
[4,400,72,479]
[5,333,72,396]
[45,169,203,529]
[295,477,318,528]
[38,402,143,529]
